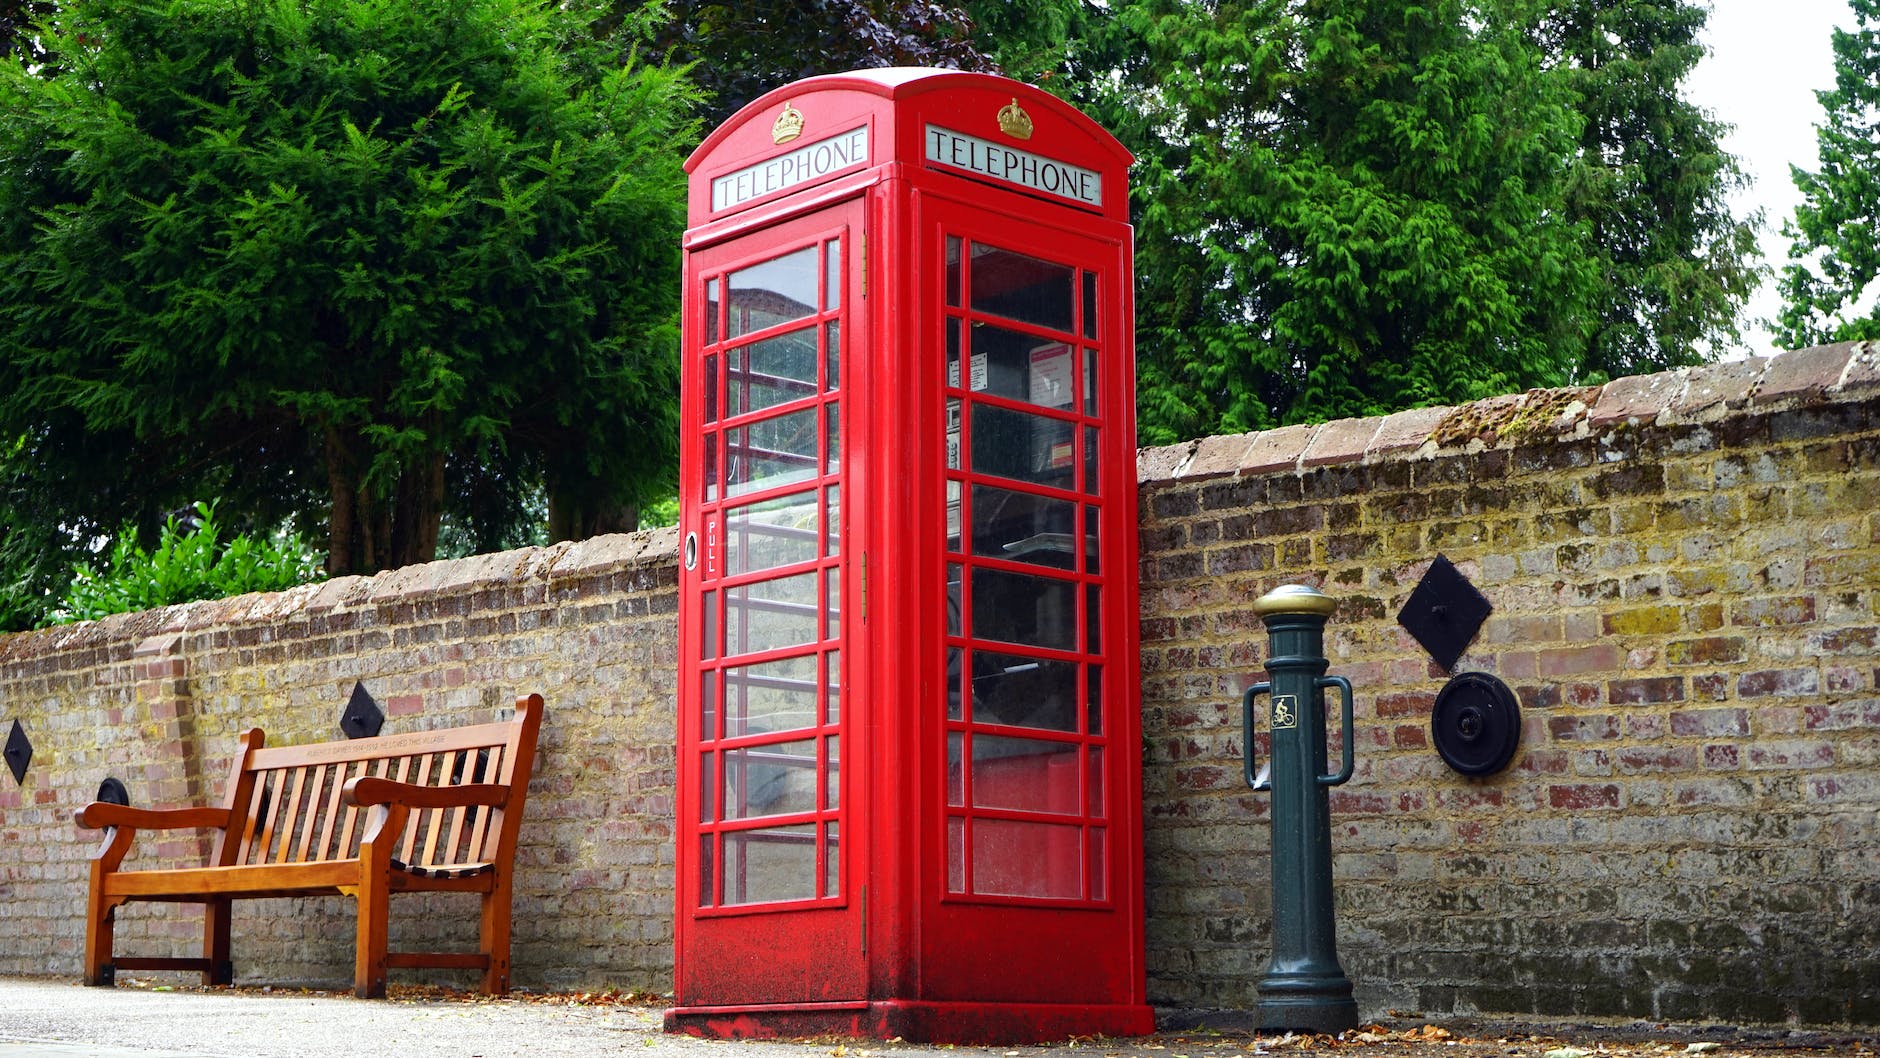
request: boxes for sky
[1684,0,1855,355]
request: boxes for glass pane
[1082,347,1097,415]
[722,823,817,905]
[947,318,966,389]
[823,822,840,898]
[824,735,840,810]
[1083,425,1100,495]
[726,407,818,498]
[946,236,962,307]
[972,818,1082,899]
[973,484,1077,570]
[1086,583,1101,654]
[824,651,841,724]
[947,647,965,721]
[724,654,819,738]
[1082,271,1097,339]
[1086,665,1103,735]
[1089,828,1107,901]
[704,354,719,423]
[723,739,818,820]
[965,325,1074,409]
[947,733,965,804]
[1088,746,1105,817]
[1083,505,1101,575]
[824,403,840,474]
[971,566,1077,652]
[946,399,962,470]
[701,590,717,661]
[727,330,819,416]
[824,239,841,311]
[726,491,819,576]
[706,278,721,345]
[969,650,1079,731]
[970,245,1074,333]
[972,735,1081,813]
[824,568,841,641]
[824,484,840,557]
[729,246,818,338]
[948,817,966,893]
[704,433,719,502]
[698,751,715,822]
[699,834,715,906]
[724,570,820,656]
[946,565,964,636]
[824,320,841,392]
[946,479,962,553]
[700,668,718,740]
[971,404,1075,490]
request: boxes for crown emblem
[771,103,805,145]
[996,98,1033,140]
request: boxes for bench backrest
[212,695,542,872]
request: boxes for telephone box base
[664,999,1157,1044]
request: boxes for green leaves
[1777,0,1880,347]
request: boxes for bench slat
[277,766,309,865]
[315,760,348,861]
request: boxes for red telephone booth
[669,69,1152,1044]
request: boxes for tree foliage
[0,0,698,588]
[1104,0,1602,441]
[1534,0,1762,377]
[1777,0,1880,348]
[0,0,55,67]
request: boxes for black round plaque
[97,776,131,806]
[1431,671,1521,776]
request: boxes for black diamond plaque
[98,776,132,806]
[1397,554,1493,673]
[4,719,30,785]
[340,682,385,740]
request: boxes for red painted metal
[671,69,1149,1043]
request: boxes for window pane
[963,325,1074,410]
[726,407,818,498]
[706,277,721,345]
[1083,505,1101,575]
[1089,828,1107,901]
[1088,746,1105,818]
[701,590,718,661]
[824,651,841,724]
[824,568,841,641]
[971,735,1082,813]
[972,818,1082,899]
[823,822,840,898]
[824,735,840,810]
[824,484,840,557]
[700,668,718,740]
[704,433,719,502]
[729,246,818,338]
[722,823,817,905]
[971,404,1075,490]
[946,479,962,554]
[947,647,965,721]
[725,570,820,656]
[824,320,841,392]
[972,484,1076,570]
[824,403,840,475]
[723,654,819,738]
[726,491,819,576]
[1083,425,1100,495]
[1086,665,1103,735]
[1082,347,1097,415]
[946,565,964,636]
[1086,583,1101,654]
[824,239,841,311]
[969,650,1079,731]
[947,317,966,389]
[723,739,818,820]
[704,354,719,423]
[727,330,818,416]
[946,236,962,307]
[946,399,963,470]
[947,732,965,804]
[1082,271,1097,339]
[699,751,715,822]
[699,834,715,906]
[947,816,966,893]
[969,245,1074,333]
[971,566,1076,652]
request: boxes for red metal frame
[672,69,1148,1043]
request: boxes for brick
[1549,783,1622,810]
[1300,416,1382,468]
[1665,636,1747,666]
[1736,668,1821,699]
[1753,342,1854,405]
[1730,596,1818,628]
[1673,357,1768,418]
[1238,423,1316,474]
[1607,677,1685,705]
[1183,432,1258,479]
[1670,708,1751,738]
[1589,370,1684,428]
[1367,405,1449,459]
[1600,605,1681,637]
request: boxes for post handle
[1241,682,1272,791]
[1316,675,1355,787]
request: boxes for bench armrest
[74,803,230,831]
[341,776,509,810]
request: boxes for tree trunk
[324,427,445,576]
[547,486,638,542]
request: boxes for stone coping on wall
[1136,340,1880,485]
[0,526,682,664]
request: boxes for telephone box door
[677,199,866,1007]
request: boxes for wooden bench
[75,694,542,998]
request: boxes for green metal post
[1241,584,1358,1034]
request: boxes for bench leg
[353,877,390,999]
[83,892,118,987]
[479,879,513,995]
[202,898,233,986]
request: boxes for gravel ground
[0,977,1870,1058]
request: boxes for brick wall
[0,342,1875,1027]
